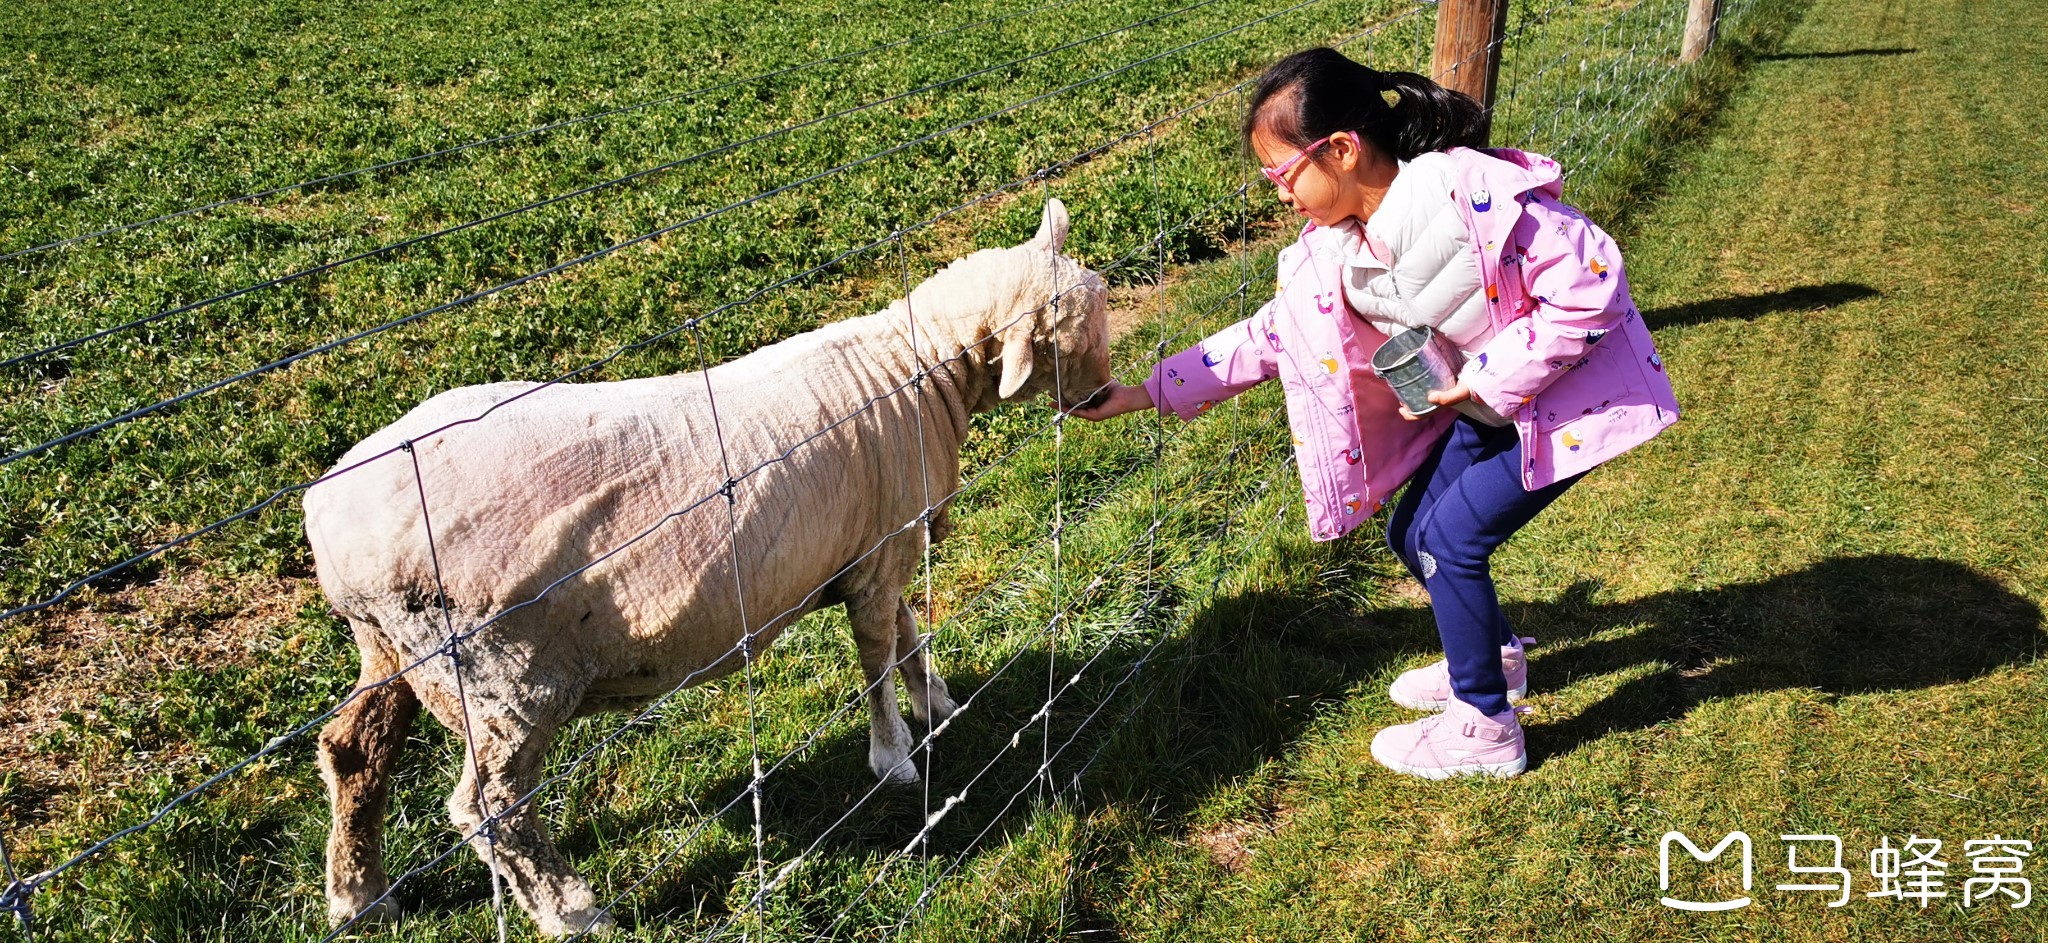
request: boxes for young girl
[1071,47,1679,779]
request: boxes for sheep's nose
[1065,387,1109,412]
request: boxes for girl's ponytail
[1378,70,1489,158]
[1245,48,1489,162]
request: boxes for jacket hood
[1455,147,1565,204]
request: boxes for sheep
[303,198,1110,936]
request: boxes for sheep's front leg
[894,601,958,726]
[849,595,919,784]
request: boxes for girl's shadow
[1508,554,2043,763]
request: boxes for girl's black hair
[1244,47,1488,161]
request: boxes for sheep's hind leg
[319,631,421,928]
[849,595,920,784]
[894,601,958,726]
[448,700,616,937]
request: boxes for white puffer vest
[1339,152,1491,349]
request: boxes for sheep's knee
[482,817,613,937]
[443,714,617,936]
[893,603,956,726]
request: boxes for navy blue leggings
[1386,416,1584,716]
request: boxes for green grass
[11,0,2044,940]
[0,0,1413,607]
[996,1,2048,941]
[0,0,1767,611]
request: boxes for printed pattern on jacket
[1448,147,1680,489]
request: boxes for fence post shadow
[1641,282,1879,330]
[1756,47,1919,61]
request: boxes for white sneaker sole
[1388,681,1527,712]
[1371,749,1527,780]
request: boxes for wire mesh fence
[1,0,1782,938]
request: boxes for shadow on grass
[1757,47,1919,61]
[580,576,1418,932]
[1519,554,2044,765]
[592,554,2039,932]
[123,554,2018,937]
[1642,282,1879,329]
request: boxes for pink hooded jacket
[1144,146,1678,541]
[1449,147,1680,490]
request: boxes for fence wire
[0,0,1356,623]
[0,0,1096,266]
[1,0,1329,467]
[0,0,1234,374]
[0,1,1776,939]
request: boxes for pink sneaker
[1369,698,1528,780]
[1387,636,1533,711]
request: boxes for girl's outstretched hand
[1061,382,1154,421]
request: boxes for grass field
[0,0,1743,612]
[8,0,2047,939]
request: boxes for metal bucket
[1370,326,1460,416]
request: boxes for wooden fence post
[1430,0,1509,144]
[1681,0,1724,64]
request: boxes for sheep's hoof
[871,753,921,786]
[540,907,617,937]
[328,895,400,928]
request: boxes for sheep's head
[985,198,1111,411]
[902,198,1111,412]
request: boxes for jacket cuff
[1458,329,1535,420]
[1146,347,1238,421]
[1143,364,1179,420]
[1460,369,1523,420]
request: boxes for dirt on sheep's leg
[849,595,920,784]
[448,709,615,937]
[318,639,421,928]
[894,601,958,726]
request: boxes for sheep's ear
[996,316,1036,400]
[1029,197,1070,253]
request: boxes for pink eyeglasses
[1260,131,1361,195]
